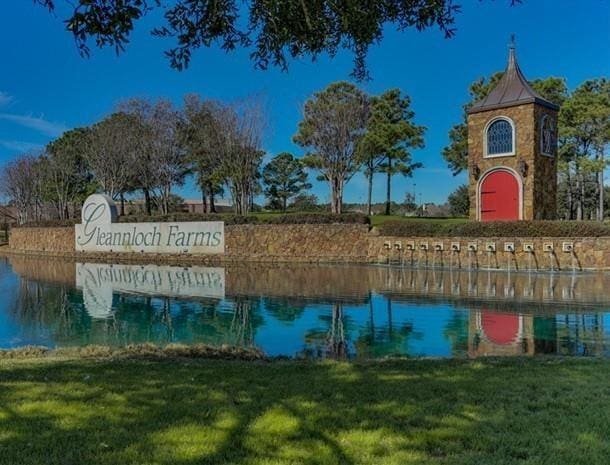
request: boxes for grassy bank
[0,357,608,465]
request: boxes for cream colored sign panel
[75,194,224,254]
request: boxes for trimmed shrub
[15,212,370,228]
[379,220,610,237]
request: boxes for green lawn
[0,357,608,465]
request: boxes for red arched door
[479,170,520,221]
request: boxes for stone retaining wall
[6,225,610,270]
[7,224,371,264]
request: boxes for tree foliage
[447,184,469,217]
[42,128,93,220]
[295,81,369,214]
[262,153,311,211]
[359,89,425,215]
[34,0,469,80]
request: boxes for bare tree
[120,98,188,215]
[294,82,369,214]
[0,154,44,224]
[84,113,140,201]
[212,98,267,215]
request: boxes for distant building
[182,199,233,214]
[122,198,233,215]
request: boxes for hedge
[379,220,610,237]
[14,212,370,228]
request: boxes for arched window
[486,118,514,156]
[541,115,556,156]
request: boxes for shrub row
[15,212,370,228]
[379,220,610,237]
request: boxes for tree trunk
[575,172,583,221]
[385,158,392,216]
[580,174,586,221]
[209,186,217,213]
[201,187,208,214]
[120,193,125,217]
[330,177,343,214]
[367,170,373,216]
[566,165,574,220]
[282,196,287,213]
[143,189,152,216]
[598,151,605,221]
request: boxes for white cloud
[0,140,44,153]
[0,92,13,107]
[0,113,67,137]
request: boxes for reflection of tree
[10,278,83,344]
[443,310,469,356]
[229,298,264,347]
[8,279,268,349]
[264,297,306,323]
[556,313,606,356]
[354,297,420,358]
[301,304,352,359]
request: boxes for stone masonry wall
[369,236,610,271]
[7,225,610,270]
[7,225,371,263]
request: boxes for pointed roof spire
[468,37,559,114]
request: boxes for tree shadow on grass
[0,358,608,465]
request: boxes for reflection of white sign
[75,194,224,254]
[76,262,226,319]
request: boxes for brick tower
[467,42,560,221]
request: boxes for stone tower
[467,43,559,221]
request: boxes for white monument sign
[76,262,225,319]
[75,194,224,254]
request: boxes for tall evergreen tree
[262,153,311,212]
[359,89,425,215]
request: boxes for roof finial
[507,34,516,70]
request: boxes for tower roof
[467,44,560,114]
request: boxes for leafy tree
[359,89,425,215]
[289,193,320,211]
[447,184,469,217]
[403,192,417,212]
[294,81,369,214]
[182,95,226,213]
[559,79,610,220]
[42,128,93,220]
[33,0,477,80]
[262,152,311,211]
[442,73,567,175]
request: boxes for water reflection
[1,256,608,359]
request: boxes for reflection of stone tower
[468,310,535,357]
[468,41,560,221]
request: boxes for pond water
[1,256,609,359]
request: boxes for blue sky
[0,1,609,205]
